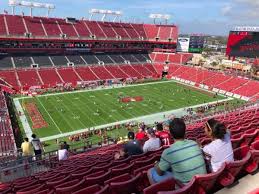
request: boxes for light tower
[89,9,122,22]
[8,0,55,17]
[149,14,171,24]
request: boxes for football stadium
[0,0,259,193]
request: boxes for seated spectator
[143,128,161,153]
[155,123,172,146]
[202,118,234,172]
[58,144,69,161]
[115,132,143,159]
[135,126,147,141]
[63,141,70,150]
[148,118,207,184]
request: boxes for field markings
[62,93,99,127]
[14,80,177,100]
[13,99,33,140]
[40,96,234,142]
[36,98,63,134]
[15,80,230,140]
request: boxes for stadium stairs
[0,107,259,193]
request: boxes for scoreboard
[188,35,205,53]
[226,29,259,58]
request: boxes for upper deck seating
[50,56,69,66]
[24,16,46,37]
[5,15,26,36]
[13,57,32,68]
[66,56,86,65]
[32,56,53,67]
[0,57,13,69]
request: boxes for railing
[0,137,120,182]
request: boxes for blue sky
[1,0,259,35]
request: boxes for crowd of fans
[114,117,234,185]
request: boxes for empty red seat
[16,184,46,194]
[109,173,141,194]
[250,140,259,172]
[218,146,251,186]
[143,178,177,194]
[194,163,225,193]
[231,133,245,149]
[104,173,141,194]
[55,179,86,194]
[157,178,204,194]
[72,184,109,194]
[111,163,134,177]
[243,129,258,145]
[85,170,111,186]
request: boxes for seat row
[0,14,178,41]
[153,63,259,99]
[0,64,158,90]
[144,141,259,194]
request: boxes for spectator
[31,134,43,160]
[21,137,33,159]
[203,118,234,172]
[58,144,69,161]
[63,141,70,150]
[148,118,207,184]
[155,123,172,146]
[143,128,161,153]
[135,127,146,141]
[116,132,143,159]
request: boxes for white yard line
[36,98,63,134]
[14,79,233,141]
[40,97,233,141]
[13,99,33,141]
[14,80,176,100]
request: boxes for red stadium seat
[16,184,46,194]
[111,163,134,177]
[194,163,225,193]
[157,178,205,194]
[243,129,258,145]
[250,141,259,171]
[218,147,251,186]
[231,133,245,149]
[55,179,87,194]
[72,184,101,194]
[143,178,177,194]
[85,170,111,186]
[46,175,71,188]
[108,173,141,194]
[234,145,258,174]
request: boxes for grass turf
[17,81,225,138]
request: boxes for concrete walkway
[216,171,259,194]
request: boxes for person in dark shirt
[63,141,70,150]
[124,131,143,156]
[115,132,143,160]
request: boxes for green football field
[17,81,225,138]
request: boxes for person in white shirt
[143,128,161,153]
[202,118,234,172]
[58,144,69,161]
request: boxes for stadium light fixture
[149,13,171,24]
[89,9,123,22]
[8,0,55,17]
